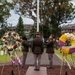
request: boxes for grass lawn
[0,49,75,63]
[0,51,22,63]
[0,54,10,63]
[55,49,75,62]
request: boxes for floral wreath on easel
[58,33,75,54]
[58,32,75,75]
[1,31,22,64]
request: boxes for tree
[41,24,50,38]
[0,0,13,37]
[16,16,24,36]
[0,22,8,38]
[42,0,75,36]
[13,0,33,16]
[29,26,36,38]
[13,0,75,37]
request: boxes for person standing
[45,35,54,69]
[21,35,30,68]
[32,32,44,71]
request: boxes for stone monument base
[26,66,47,75]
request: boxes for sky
[71,0,75,5]
[7,10,34,26]
[6,0,75,26]
[7,0,35,26]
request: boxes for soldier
[21,35,30,68]
[32,32,44,71]
[45,35,54,69]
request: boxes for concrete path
[25,50,62,65]
[26,66,47,75]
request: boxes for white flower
[65,33,70,38]
[65,33,75,40]
[7,45,13,49]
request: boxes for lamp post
[37,0,39,32]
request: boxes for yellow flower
[59,34,68,42]
[59,33,75,54]
[61,47,70,54]
[71,40,75,46]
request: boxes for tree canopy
[41,0,75,36]
[12,0,75,38]
[0,0,13,37]
[16,16,25,36]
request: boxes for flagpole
[37,0,39,32]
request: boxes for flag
[15,52,22,65]
[10,52,22,65]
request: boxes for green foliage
[30,24,51,38]
[0,39,3,45]
[16,16,25,36]
[42,24,50,38]
[0,1,13,23]
[52,26,61,37]
[65,40,71,46]
[0,23,8,38]
[29,26,36,38]
[14,0,75,38]
[42,0,75,37]
[0,1,13,37]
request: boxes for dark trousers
[48,54,53,67]
[33,54,41,69]
[22,52,28,67]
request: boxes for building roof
[62,24,75,29]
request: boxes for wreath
[58,33,75,54]
[1,31,22,64]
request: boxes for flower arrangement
[2,31,21,49]
[1,31,22,64]
[58,33,75,54]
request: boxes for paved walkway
[25,52,62,65]
[25,49,62,65]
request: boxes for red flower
[8,32,11,36]
[13,44,17,49]
[13,33,16,37]
[17,39,21,42]
[4,41,8,45]
[3,36,6,40]
[8,48,13,51]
